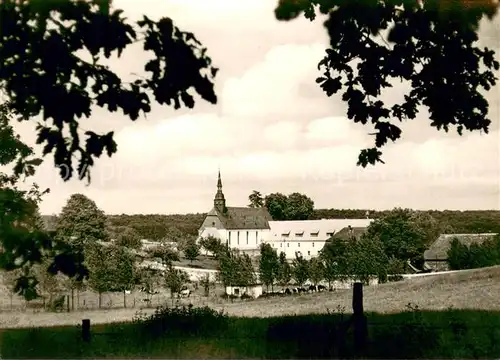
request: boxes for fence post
[352,282,368,355]
[82,319,91,343]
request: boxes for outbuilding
[225,284,263,299]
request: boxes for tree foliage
[275,0,499,166]
[276,251,291,286]
[264,192,314,220]
[164,265,189,302]
[148,246,180,266]
[217,248,256,287]
[308,257,325,286]
[199,236,225,258]
[85,242,136,306]
[259,243,279,290]
[55,193,108,248]
[248,190,264,208]
[320,237,351,286]
[292,254,309,286]
[183,239,200,262]
[0,104,87,300]
[447,235,500,270]
[0,0,218,183]
[347,235,388,284]
[114,227,142,249]
[364,208,439,268]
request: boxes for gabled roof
[424,233,498,260]
[331,226,367,241]
[217,207,272,230]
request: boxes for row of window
[274,242,315,248]
[280,232,335,237]
[228,230,260,246]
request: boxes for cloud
[7,1,497,215]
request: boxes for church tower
[214,169,226,213]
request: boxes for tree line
[43,195,500,242]
[447,235,500,270]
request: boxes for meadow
[2,266,500,358]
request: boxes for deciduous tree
[85,242,136,308]
[308,257,325,286]
[199,236,224,258]
[364,208,438,269]
[264,192,314,221]
[259,243,279,291]
[1,1,217,183]
[55,194,108,248]
[248,190,264,208]
[320,237,350,288]
[348,235,388,285]
[183,239,200,263]
[115,227,142,249]
[275,0,499,166]
[165,266,189,305]
[276,251,292,286]
[292,254,309,287]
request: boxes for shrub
[133,304,228,339]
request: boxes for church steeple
[214,169,226,213]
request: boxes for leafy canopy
[275,0,499,166]
[0,0,218,183]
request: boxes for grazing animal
[318,285,326,292]
[179,289,191,298]
[125,290,131,295]
[285,288,292,295]
[309,285,317,292]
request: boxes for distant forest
[102,209,500,241]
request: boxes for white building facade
[197,171,373,260]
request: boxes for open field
[2,266,500,329]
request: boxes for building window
[312,242,314,247]
[280,243,282,247]
[287,243,290,247]
[308,251,310,256]
[298,243,300,247]
[229,232,231,245]
[237,231,240,245]
[256,231,258,244]
[246,231,249,244]
[212,221,215,226]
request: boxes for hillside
[2,266,500,329]
[41,209,500,241]
[213,266,500,317]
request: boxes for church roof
[217,207,272,230]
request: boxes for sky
[9,0,500,215]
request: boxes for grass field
[2,266,500,358]
[1,265,500,329]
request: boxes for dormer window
[310,231,319,237]
[281,231,290,237]
[295,231,304,237]
[326,232,334,237]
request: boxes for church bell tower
[214,169,226,213]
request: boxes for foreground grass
[2,308,500,359]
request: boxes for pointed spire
[217,167,222,189]
[214,167,226,213]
